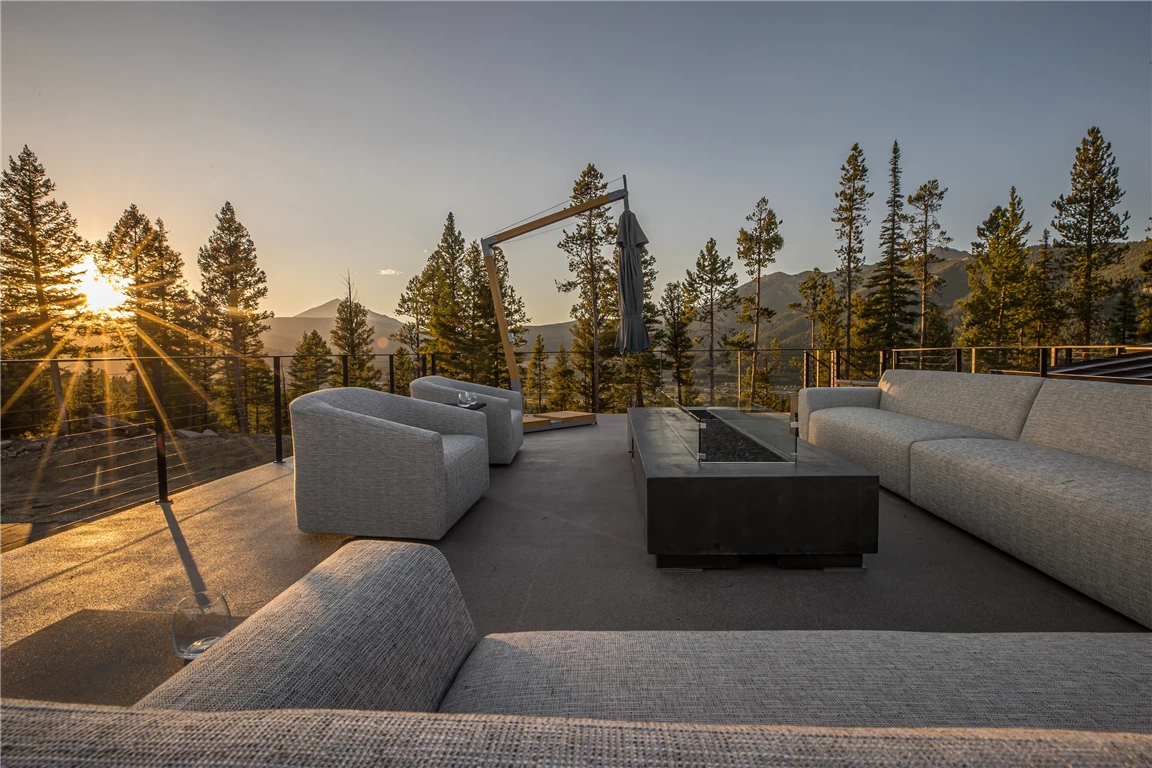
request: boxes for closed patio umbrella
[616,206,651,355]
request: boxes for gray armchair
[289,388,489,539]
[410,376,523,464]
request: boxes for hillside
[263,240,1148,357]
[262,301,405,357]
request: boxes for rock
[25,441,43,451]
[89,414,149,436]
[175,429,202,439]
[0,440,10,449]
[201,429,218,437]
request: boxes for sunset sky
[3,2,1149,324]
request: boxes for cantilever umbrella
[616,205,652,355]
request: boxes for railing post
[273,356,284,463]
[954,348,962,373]
[802,351,810,389]
[431,353,437,376]
[971,348,977,374]
[421,354,428,378]
[389,354,396,394]
[1038,348,1048,378]
[152,358,169,504]
[341,355,350,387]
[879,350,886,375]
[830,349,839,387]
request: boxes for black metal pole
[431,353,437,376]
[421,354,428,378]
[954,348,962,373]
[153,358,169,504]
[342,355,350,387]
[1038,348,1048,378]
[389,354,395,394]
[273,356,284,463]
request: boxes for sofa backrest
[878,370,1043,440]
[5,700,1149,768]
[1020,379,1152,471]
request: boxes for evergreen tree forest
[2,128,1147,438]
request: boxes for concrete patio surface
[1,414,1144,705]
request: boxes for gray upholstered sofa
[799,370,1152,628]
[411,375,524,464]
[4,541,1150,766]
[290,388,489,539]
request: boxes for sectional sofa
[799,370,1152,628]
[4,541,1150,766]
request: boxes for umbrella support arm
[480,186,629,393]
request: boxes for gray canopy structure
[480,176,648,393]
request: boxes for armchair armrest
[414,376,523,412]
[798,386,881,441]
[134,541,477,713]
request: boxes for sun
[76,256,130,316]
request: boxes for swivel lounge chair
[410,376,523,464]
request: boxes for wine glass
[172,590,233,660]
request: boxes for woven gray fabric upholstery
[911,438,1152,628]
[290,388,489,539]
[411,376,524,464]
[807,407,999,497]
[135,541,477,712]
[1020,378,1152,471]
[878,370,1043,439]
[797,386,881,441]
[440,630,1152,732]
[8,701,1150,768]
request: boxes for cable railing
[1,344,1144,547]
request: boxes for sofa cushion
[878,370,1043,440]
[439,630,1152,732]
[1020,379,1152,472]
[7,700,1150,768]
[135,541,477,713]
[910,438,1152,628]
[808,407,999,497]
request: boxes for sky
[3,2,1149,325]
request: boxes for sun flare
[76,257,130,316]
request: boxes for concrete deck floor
[1,414,1144,705]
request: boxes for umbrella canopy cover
[616,209,652,355]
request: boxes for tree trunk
[708,307,715,406]
[750,266,761,407]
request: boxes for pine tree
[832,143,872,366]
[1051,127,1130,344]
[426,213,469,378]
[390,348,419,396]
[921,304,954,349]
[476,243,528,388]
[957,188,1032,347]
[735,197,783,405]
[196,201,272,433]
[96,207,197,420]
[557,164,617,412]
[1020,229,1066,345]
[1,146,87,435]
[906,179,952,348]
[684,237,739,405]
[393,266,435,355]
[524,334,549,413]
[789,268,834,348]
[329,273,382,389]
[815,278,845,350]
[857,141,917,357]
[656,280,697,404]
[288,330,334,400]
[1108,278,1140,345]
[547,343,580,411]
[1138,218,1152,342]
